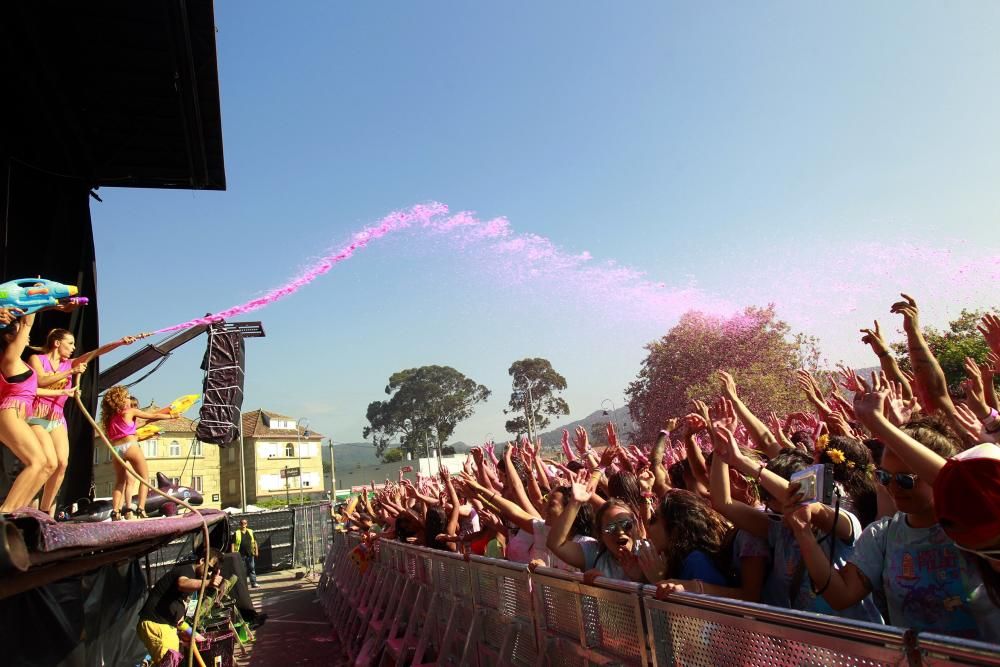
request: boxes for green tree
[625,306,819,446]
[441,445,456,456]
[363,365,491,459]
[504,358,570,437]
[382,447,404,463]
[890,308,998,390]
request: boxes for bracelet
[876,350,889,359]
[754,463,765,482]
[984,408,1000,426]
[658,429,670,438]
[812,570,833,596]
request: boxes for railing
[317,532,1000,667]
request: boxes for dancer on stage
[100,385,174,520]
[0,314,77,512]
[29,330,139,516]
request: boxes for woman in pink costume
[100,386,174,520]
[0,314,77,512]
[28,330,138,516]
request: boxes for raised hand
[717,370,738,401]
[711,397,738,432]
[962,356,988,410]
[825,410,857,439]
[574,426,590,455]
[837,365,864,394]
[561,429,575,461]
[859,320,889,356]
[978,313,1000,356]
[606,422,620,450]
[885,376,918,426]
[890,293,920,334]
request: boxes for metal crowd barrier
[292,502,333,572]
[318,532,1000,667]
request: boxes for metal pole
[297,418,309,506]
[285,466,290,507]
[328,438,336,498]
[238,411,247,512]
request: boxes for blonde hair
[100,386,131,434]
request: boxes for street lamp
[296,417,310,506]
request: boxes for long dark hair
[655,489,732,579]
[553,485,595,537]
[424,506,448,551]
[819,436,877,527]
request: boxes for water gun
[0,278,89,316]
[168,394,200,417]
[136,424,161,441]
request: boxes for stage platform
[0,508,228,600]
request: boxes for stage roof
[1,0,226,190]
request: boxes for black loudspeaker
[195,322,246,446]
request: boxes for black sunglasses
[875,469,918,490]
[602,517,636,535]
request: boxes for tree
[589,421,609,446]
[363,365,491,459]
[441,445,456,456]
[382,447,404,463]
[890,308,998,390]
[625,306,819,446]
[504,358,570,438]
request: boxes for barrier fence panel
[643,589,913,667]
[317,535,1000,667]
[916,633,1000,667]
[532,567,649,666]
[292,503,333,571]
[466,555,538,667]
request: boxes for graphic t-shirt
[763,511,883,623]
[849,513,1000,640]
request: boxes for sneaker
[250,583,260,589]
[250,613,267,629]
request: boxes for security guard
[232,519,260,588]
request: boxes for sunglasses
[602,517,636,535]
[875,469,919,490]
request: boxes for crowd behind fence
[318,531,1000,667]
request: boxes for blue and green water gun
[0,278,88,316]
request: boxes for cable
[123,353,171,389]
[73,377,212,667]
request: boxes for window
[105,448,112,463]
[142,439,158,458]
[285,442,295,457]
[171,476,181,486]
[93,447,100,465]
[192,476,203,492]
[150,476,157,487]
[228,479,236,494]
[192,441,202,457]
[228,447,235,463]
[169,441,181,457]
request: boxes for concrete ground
[233,569,350,667]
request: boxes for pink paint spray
[153,202,448,333]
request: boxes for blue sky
[91,2,1000,447]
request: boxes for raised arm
[460,472,536,532]
[860,320,913,399]
[504,442,543,519]
[718,371,783,458]
[74,335,140,366]
[854,380,946,483]
[544,480,594,570]
[708,425,770,539]
[891,294,954,418]
[650,424,673,497]
[785,504,871,610]
[2,313,33,366]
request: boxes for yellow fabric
[233,528,257,552]
[137,619,180,662]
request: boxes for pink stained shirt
[31,355,73,421]
[106,411,137,441]
[0,367,37,417]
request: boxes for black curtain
[0,159,100,508]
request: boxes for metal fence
[292,502,333,571]
[318,532,1000,667]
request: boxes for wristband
[984,408,999,425]
[657,429,670,438]
[753,463,765,482]
[876,351,889,359]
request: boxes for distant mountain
[533,407,633,452]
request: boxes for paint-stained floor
[234,570,350,667]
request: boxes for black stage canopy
[0,0,227,508]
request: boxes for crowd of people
[338,294,1000,643]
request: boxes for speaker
[195,322,246,445]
